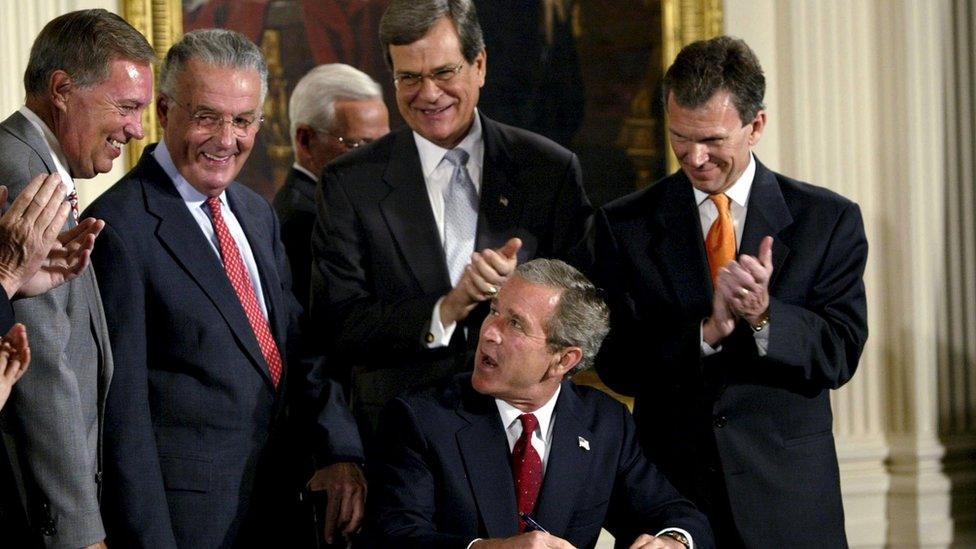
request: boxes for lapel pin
[499,196,509,207]
[578,436,590,451]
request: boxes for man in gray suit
[0,10,154,548]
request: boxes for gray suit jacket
[0,111,113,548]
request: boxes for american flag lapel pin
[578,436,590,451]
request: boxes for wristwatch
[660,530,690,548]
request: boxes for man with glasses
[275,63,389,339]
[591,36,868,547]
[84,30,365,548]
[310,0,591,449]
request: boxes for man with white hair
[274,63,389,320]
[86,30,366,548]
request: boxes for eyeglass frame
[162,94,265,137]
[392,62,465,91]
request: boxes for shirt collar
[292,162,319,183]
[414,109,484,178]
[153,139,229,209]
[495,384,561,440]
[693,152,757,208]
[18,105,76,192]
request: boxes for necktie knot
[518,413,539,435]
[443,147,470,168]
[206,196,222,216]
[709,192,730,213]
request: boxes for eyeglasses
[329,134,376,150]
[393,63,465,91]
[165,95,264,137]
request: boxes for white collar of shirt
[292,162,319,183]
[693,152,757,248]
[495,384,561,472]
[414,110,484,184]
[152,140,269,318]
[18,105,77,195]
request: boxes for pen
[519,512,549,534]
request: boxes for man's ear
[295,125,315,154]
[549,346,582,379]
[49,70,73,112]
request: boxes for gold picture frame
[122,0,720,185]
[121,0,721,406]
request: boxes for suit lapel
[380,130,451,294]
[740,159,792,288]
[139,152,274,388]
[455,386,519,537]
[653,173,713,301]
[533,384,593,534]
[0,111,57,175]
[476,115,521,255]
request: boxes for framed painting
[122,0,721,402]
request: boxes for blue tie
[442,148,478,286]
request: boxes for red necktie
[511,413,542,531]
[67,189,79,223]
[206,197,282,387]
[705,193,736,283]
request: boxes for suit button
[713,415,728,428]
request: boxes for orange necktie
[705,193,736,283]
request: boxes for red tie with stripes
[206,196,282,387]
[512,413,542,531]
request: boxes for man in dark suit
[86,30,365,548]
[367,259,711,549]
[274,63,389,341]
[592,36,868,548]
[311,0,591,443]
[0,10,152,548]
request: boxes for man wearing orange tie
[591,36,868,548]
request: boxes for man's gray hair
[159,29,268,105]
[515,259,610,378]
[24,9,155,97]
[288,63,383,155]
[379,0,485,69]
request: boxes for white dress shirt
[153,140,269,318]
[695,153,769,356]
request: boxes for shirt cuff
[753,320,769,356]
[466,538,483,549]
[656,527,694,549]
[426,296,457,348]
[700,320,721,356]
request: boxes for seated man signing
[366,259,713,549]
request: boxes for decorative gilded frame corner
[122,0,183,170]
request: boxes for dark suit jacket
[273,166,316,329]
[592,159,868,548]
[85,147,363,548]
[366,375,713,549]
[310,113,591,438]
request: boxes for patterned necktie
[705,193,736,283]
[67,189,79,223]
[511,413,542,532]
[441,148,478,286]
[206,197,282,387]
